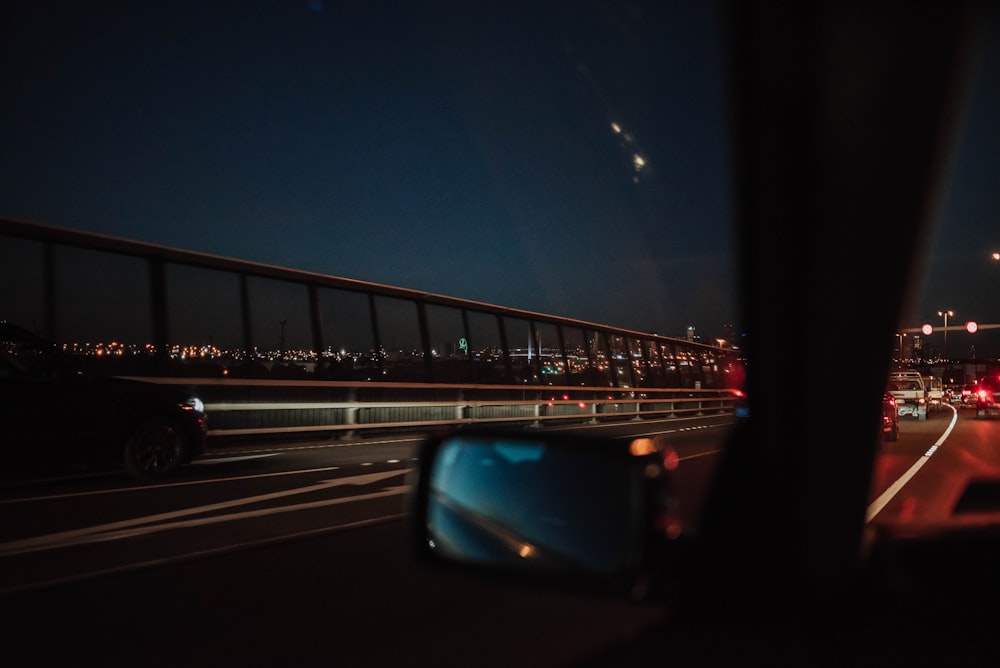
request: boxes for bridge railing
[2,217,745,443]
[130,376,739,441]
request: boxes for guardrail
[130,377,739,440]
[4,218,746,445]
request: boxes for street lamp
[937,309,954,360]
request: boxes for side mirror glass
[411,429,682,595]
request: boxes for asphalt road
[1,517,671,667]
[3,407,996,667]
[0,418,728,667]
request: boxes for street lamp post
[937,309,953,360]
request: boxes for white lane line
[205,435,424,455]
[679,449,722,461]
[0,513,407,598]
[865,408,959,523]
[192,453,282,464]
[0,468,412,556]
[0,464,347,504]
[0,486,411,558]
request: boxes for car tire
[122,417,187,480]
[885,428,898,442]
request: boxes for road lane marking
[202,435,424,455]
[1,486,411,557]
[0,469,412,557]
[192,453,282,464]
[865,408,959,523]
[0,464,359,504]
[0,513,407,597]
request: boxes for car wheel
[885,427,898,442]
[122,417,187,480]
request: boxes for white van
[887,371,927,421]
[923,376,944,410]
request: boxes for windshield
[1,2,999,665]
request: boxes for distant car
[975,375,1000,418]
[961,382,979,407]
[923,375,944,410]
[886,372,927,420]
[733,388,750,420]
[881,391,899,442]
[0,321,208,480]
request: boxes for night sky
[0,1,997,356]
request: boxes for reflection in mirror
[418,433,676,579]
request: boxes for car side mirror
[410,429,684,598]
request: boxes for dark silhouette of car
[733,388,750,420]
[961,382,979,406]
[0,321,207,480]
[881,391,899,442]
[975,374,1000,418]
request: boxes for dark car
[961,382,979,406]
[975,375,1000,418]
[881,391,899,442]
[733,388,750,420]
[0,321,207,480]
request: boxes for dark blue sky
[908,7,1000,360]
[0,1,733,341]
[0,1,996,355]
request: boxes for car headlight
[185,396,205,413]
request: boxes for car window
[1,2,999,666]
